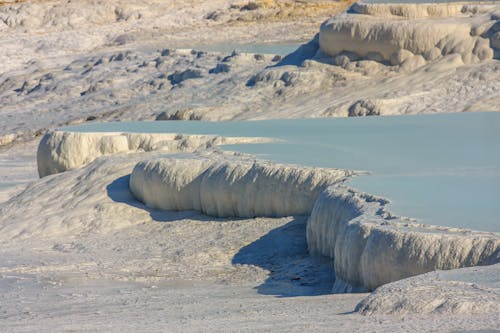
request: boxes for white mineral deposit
[0,0,498,332]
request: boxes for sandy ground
[0,142,37,203]
[0,0,499,331]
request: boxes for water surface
[62,112,500,232]
[196,42,303,56]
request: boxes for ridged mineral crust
[307,187,500,291]
[37,130,268,177]
[129,157,352,218]
[319,2,499,66]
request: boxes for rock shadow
[271,35,320,68]
[107,175,334,297]
[232,217,334,297]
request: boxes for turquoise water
[196,42,303,55]
[62,112,500,232]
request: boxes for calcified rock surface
[128,152,499,290]
[2,149,498,331]
[319,2,500,67]
[36,130,269,177]
[356,263,500,315]
[35,125,500,292]
[130,156,352,217]
[32,128,500,295]
[306,186,499,291]
[27,128,500,293]
[1,0,500,331]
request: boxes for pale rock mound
[306,186,500,291]
[356,263,500,315]
[130,156,353,218]
[319,2,500,67]
[351,2,485,19]
[37,130,268,177]
[0,0,162,33]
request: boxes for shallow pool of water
[62,112,500,232]
[195,42,303,56]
